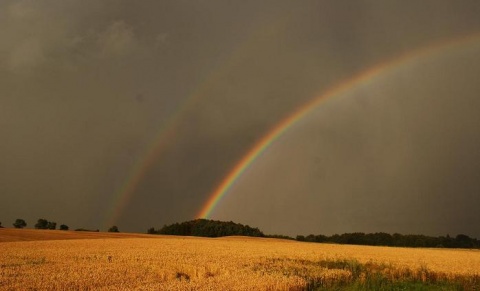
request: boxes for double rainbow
[103,13,289,228]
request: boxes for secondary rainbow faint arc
[103,13,291,228]
[196,32,480,219]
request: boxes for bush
[75,228,99,232]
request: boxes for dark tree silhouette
[147,227,156,234]
[108,226,119,232]
[35,218,56,229]
[296,232,480,249]
[296,235,306,241]
[150,219,264,238]
[35,219,48,229]
[13,218,27,229]
[59,224,69,231]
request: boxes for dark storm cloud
[214,41,480,237]
[1,0,480,237]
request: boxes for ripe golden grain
[1,231,479,290]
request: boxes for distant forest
[149,219,480,249]
[295,232,480,249]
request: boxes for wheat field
[1,229,480,290]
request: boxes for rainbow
[103,14,290,228]
[103,114,177,229]
[196,32,480,219]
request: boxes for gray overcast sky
[1,0,480,237]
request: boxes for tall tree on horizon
[13,219,27,229]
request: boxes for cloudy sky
[1,0,480,237]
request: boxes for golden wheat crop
[1,231,480,290]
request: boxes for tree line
[3,217,479,249]
[148,219,264,237]
[296,232,480,248]
[6,218,69,230]
[1,218,119,233]
[148,219,479,249]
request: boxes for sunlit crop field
[1,229,480,290]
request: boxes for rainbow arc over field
[103,14,290,228]
[196,32,480,219]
